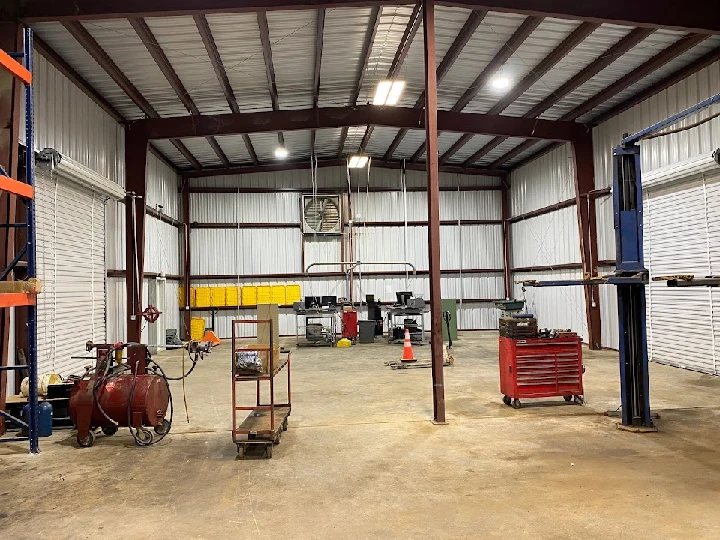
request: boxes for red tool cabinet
[499,336,584,409]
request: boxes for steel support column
[422,0,446,424]
[124,127,148,344]
[572,133,602,349]
[501,175,512,299]
[182,180,191,340]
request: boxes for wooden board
[234,406,290,439]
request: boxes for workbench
[386,305,429,343]
[293,307,338,347]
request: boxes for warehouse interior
[2,1,720,538]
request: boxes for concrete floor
[2,332,720,539]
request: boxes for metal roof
[28,5,720,173]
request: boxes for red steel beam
[14,1,720,35]
[194,14,259,164]
[130,17,229,167]
[257,11,284,147]
[358,2,422,154]
[449,21,598,165]
[409,15,542,162]
[337,6,381,157]
[62,20,200,169]
[136,104,585,140]
[463,27,654,167]
[310,9,325,157]
[423,0,446,425]
[384,9,487,160]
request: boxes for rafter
[257,11,284,147]
[440,21,598,164]
[62,20,200,169]
[311,9,326,157]
[491,31,708,168]
[408,15,542,163]
[461,26,654,167]
[357,2,422,155]
[194,14,259,164]
[384,9,487,160]
[336,6,381,157]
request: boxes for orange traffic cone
[201,330,221,346]
[400,328,417,363]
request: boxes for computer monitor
[305,296,321,309]
[396,291,412,306]
[321,295,337,307]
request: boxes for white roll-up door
[35,161,107,377]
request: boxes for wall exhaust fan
[302,195,341,235]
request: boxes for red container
[499,336,584,408]
[342,310,358,339]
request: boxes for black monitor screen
[396,291,412,305]
[321,295,337,307]
[305,296,321,309]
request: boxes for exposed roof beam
[492,31,708,168]
[181,158,507,178]
[442,21,598,164]
[337,6,380,157]
[129,17,228,167]
[194,14,259,164]
[257,11,284,147]
[16,1,720,35]
[311,9,326,157]
[358,2,422,154]
[62,20,200,169]
[461,26,654,166]
[384,9,487,160]
[408,15,542,163]
[135,105,585,141]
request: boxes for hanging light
[491,76,511,91]
[348,155,370,168]
[373,80,405,105]
[274,147,288,159]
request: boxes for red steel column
[182,178,191,340]
[124,126,148,343]
[501,175,512,298]
[423,0,446,424]
[572,133,602,349]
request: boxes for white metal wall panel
[461,225,504,270]
[106,277,126,343]
[512,269,588,342]
[509,143,574,216]
[191,228,302,275]
[144,216,180,275]
[190,192,301,223]
[105,200,125,270]
[510,206,581,268]
[35,164,106,377]
[147,151,180,220]
[304,237,343,273]
[597,265,619,350]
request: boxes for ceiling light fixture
[274,147,288,159]
[373,80,405,106]
[348,155,370,169]
[491,76,511,91]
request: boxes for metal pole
[423,0,446,424]
[24,27,39,453]
[501,175,512,299]
[182,180,191,340]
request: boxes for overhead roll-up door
[34,149,124,377]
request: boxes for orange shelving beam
[0,293,36,308]
[0,175,34,199]
[0,49,32,85]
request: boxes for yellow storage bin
[256,285,271,304]
[195,287,212,308]
[225,286,240,306]
[190,317,205,341]
[270,285,286,305]
[210,286,226,307]
[241,285,257,306]
[286,284,301,304]
[189,287,200,308]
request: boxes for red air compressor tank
[342,310,358,339]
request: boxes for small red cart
[499,335,584,409]
[232,319,291,458]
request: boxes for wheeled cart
[499,335,584,409]
[232,319,291,458]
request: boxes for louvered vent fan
[302,195,341,235]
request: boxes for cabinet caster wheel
[102,426,118,436]
[77,431,96,448]
[502,395,511,406]
[574,395,584,405]
[265,444,273,458]
[563,395,573,402]
[512,399,522,409]
[154,419,171,436]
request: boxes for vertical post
[0,22,23,438]
[124,126,148,344]
[501,175,512,299]
[572,133,602,350]
[423,0,446,424]
[182,178,191,340]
